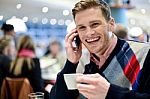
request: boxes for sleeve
[0,56,11,90]
[137,50,150,92]
[28,58,44,92]
[50,60,79,99]
[106,50,150,99]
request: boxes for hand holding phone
[65,22,82,64]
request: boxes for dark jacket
[0,55,11,90]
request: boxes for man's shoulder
[126,41,150,67]
[127,40,150,46]
[127,40,150,51]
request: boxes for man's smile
[85,37,100,43]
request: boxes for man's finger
[76,73,101,84]
[77,83,96,93]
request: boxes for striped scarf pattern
[116,42,140,90]
[103,41,150,91]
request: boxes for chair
[0,77,33,99]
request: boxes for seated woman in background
[9,35,43,91]
[40,39,65,85]
[6,35,49,98]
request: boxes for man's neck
[96,35,115,57]
[91,34,118,68]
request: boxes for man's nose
[86,27,95,35]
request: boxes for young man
[1,23,16,59]
[50,0,150,99]
[1,23,15,38]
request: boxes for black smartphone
[74,35,81,49]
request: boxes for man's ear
[108,18,115,32]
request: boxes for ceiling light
[50,19,57,25]
[58,19,64,25]
[42,18,48,24]
[22,17,28,22]
[16,4,22,9]
[0,15,3,20]
[63,10,69,16]
[42,7,48,13]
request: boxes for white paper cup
[64,73,82,90]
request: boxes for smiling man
[50,0,150,99]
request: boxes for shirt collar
[90,34,118,68]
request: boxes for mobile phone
[74,35,81,49]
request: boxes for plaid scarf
[116,42,141,90]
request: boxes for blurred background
[0,0,150,48]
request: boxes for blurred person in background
[0,37,15,60]
[128,26,149,42]
[1,23,16,59]
[1,23,15,38]
[40,38,65,85]
[35,42,47,58]
[0,38,12,92]
[114,23,128,40]
[1,35,49,98]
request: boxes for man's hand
[76,73,110,99]
[65,29,82,64]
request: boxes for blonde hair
[72,0,111,22]
[10,35,35,75]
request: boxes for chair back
[0,77,33,99]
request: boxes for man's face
[75,7,114,55]
[50,43,60,56]
[5,30,15,37]
[9,30,16,37]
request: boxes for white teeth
[87,37,99,42]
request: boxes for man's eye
[78,26,86,31]
[91,23,100,28]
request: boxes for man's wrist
[61,59,79,74]
[67,58,79,64]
